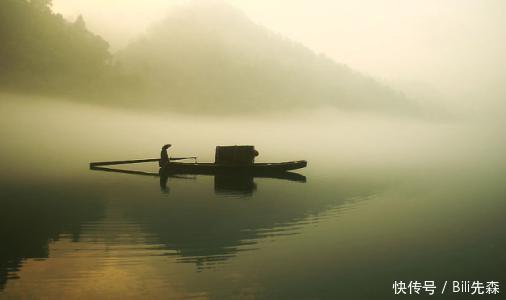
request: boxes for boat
[161,160,307,175]
[89,145,307,178]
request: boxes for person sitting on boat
[159,144,171,167]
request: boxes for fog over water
[52,0,506,113]
[1,92,505,299]
[1,1,505,299]
[1,93,504,178]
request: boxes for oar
[170,156,198,162]
[90,158,159,167]
[89,156,198,167]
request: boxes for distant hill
[0,0,113,95]
[0,0,422,115]
[117,1,418,114]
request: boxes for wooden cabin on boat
[215,145,259,165]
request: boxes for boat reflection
[87,165,316,269]
[87,166,378,274]
[111,169,376,271]
[0,166,374,292]
[214,173,257,196]
[90,165,306,196]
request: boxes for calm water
[0,96,505,299]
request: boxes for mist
[1,2,506,297]
[1,93,504,179]
[50,0,506,119]
[1,0,504,161]
[2,0,505,167]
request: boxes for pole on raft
[89,158,160,167]
[89,157,198,167]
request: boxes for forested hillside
[117,1,417,114]
[0,0,117,96]
[0,0,420,115]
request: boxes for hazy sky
[52,0,506,103]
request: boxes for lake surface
[0,96,505,299]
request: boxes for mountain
[0,0,112,95]
[116,1,418,114]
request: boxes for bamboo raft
[89,145,307,177]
